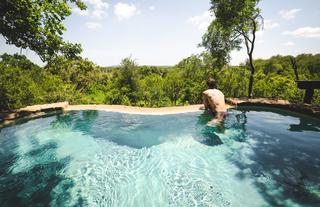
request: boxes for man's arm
[202,92,210,110]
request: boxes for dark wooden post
[296,80,320,104]
[304,88,314,104]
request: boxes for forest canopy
[1,0,319,111]
[0,53,319,110]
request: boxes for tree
[202,0,262,98]
[0,0,85,62]
[0,53,39,70]
[118,57,138,102]
[202,21,241,69]
[0,63,41,109]
[164,72,184,105]
[136,74,167,107]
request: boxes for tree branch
[231,33,242,42]
[249,18,257,56]
[244,36,250,56]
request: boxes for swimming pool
[0,107,319,206]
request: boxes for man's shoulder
[203,89,212,94]
[204,89,223,94]
[213,89,224,94]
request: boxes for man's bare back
[202,79,226,125]
[203,89,226,113]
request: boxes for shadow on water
[239,106,320,133]
[289,118,320,132]
[0,129,86,206]
[227,107,320,206]
[196,109,250,147]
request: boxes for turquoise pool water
[0,107,319,207]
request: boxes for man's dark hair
[207,78,217,89]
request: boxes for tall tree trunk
[248,54,255,98]
[290,57,299,80]
[243,18,257,99]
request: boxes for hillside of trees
[1,0,319,111]
[1,53,319,110]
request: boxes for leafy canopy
[202,0,262,98]
[202,0,262,66]
[1,53,320,110]
[0,0,86,62]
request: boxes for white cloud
[91,9,107,19]
[188,11,214,31]
[72,7,90,16]
[264,19,279,29]
[283,27,320,38]
[84,0,109,10]
[86,22,103,30]
[282,41,295,47]
[279,9,301,20]
[114,2,138,20]
[73,0,109,19]
[149,6,155,11]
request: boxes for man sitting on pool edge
[202,78,227,125]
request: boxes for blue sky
[1,0,320,66]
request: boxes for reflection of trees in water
[52,110,99,134]
[75,110,99,133]
[229,108,320,206]
[51,112,74,128]
[81,110,99,122]
[0,134,86,206]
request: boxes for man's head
[206,78,217,89]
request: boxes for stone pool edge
[1,100,319,128]
[226,98,320,118]
[0,102,206,128]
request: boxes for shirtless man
[202,78,227,124]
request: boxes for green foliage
[0,53,319,111]
[38,75,82,104]
[0,65,40,109]
[202,21,241,68]
[0,53,39,70]
[202,0,262,98]
[0,0,84,61]
[136,74,168,107]
[164,72,184,105]
[217,66,249,98]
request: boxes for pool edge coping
[1,100,319,128]
[0,103,207,128]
